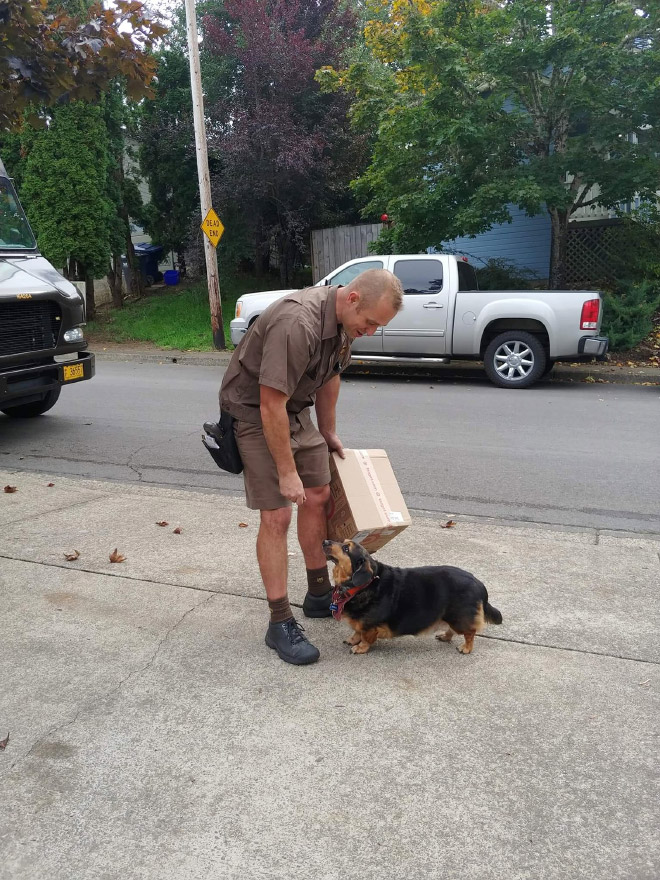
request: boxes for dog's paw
[457,643,472,654]
[351,643,370,654]
[435,630,453,643]
[343,633,362,646]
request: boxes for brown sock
[268,596,293,624]
[306,566,331,597]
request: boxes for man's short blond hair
[347,269,404,313]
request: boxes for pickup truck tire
[0,387,61,417]
[484,331,547,389]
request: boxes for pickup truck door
[382,258,449,355]
[325,258,385,355]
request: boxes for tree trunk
[84,270,96,321]
[107,253,124,308]
[548,208,569,289]
[124,230,144,299]
[254,219,270,276]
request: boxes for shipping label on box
[327,449,411,552]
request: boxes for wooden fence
[310,223,384,282]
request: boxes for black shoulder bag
[202,410,243,474]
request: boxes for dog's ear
[351,560,373,587]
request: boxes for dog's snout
[322,539,332,549]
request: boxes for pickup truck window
[330,259,383,286]
[457,261,478,291]
[393,259,443,294]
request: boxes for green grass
[87,274,291,351]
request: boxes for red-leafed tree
[203,0,366,282]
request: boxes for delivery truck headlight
[63,327,84,343]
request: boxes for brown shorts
[233,415,331,510]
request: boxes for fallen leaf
[47,482,55,487]
[238,522,248,528]
[64,550,80,561]
[0,732,9,751]
[156,521,169,527]
[583,376,595,383]
[172,527,182,534]
[441,520,456,529]
[3,485,17,493]
[109,548,126,563]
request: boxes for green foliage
[20,101,113,277]
[0,0,167,131]
[473,258,540,291]
[601,280,660,351]
[330,0,660,286]
[138,48,199,256]
[604,208,660,285]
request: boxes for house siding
[432,205,551,280]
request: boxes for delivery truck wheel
[484,331,546,389]
[0,387,61,417]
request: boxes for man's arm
[315,374,345,459]
[260,385,306,505]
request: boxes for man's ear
[351,560,373,587]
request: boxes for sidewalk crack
[1,592,215,777]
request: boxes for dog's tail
[484,599,502,625]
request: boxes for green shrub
[601,279,660,351]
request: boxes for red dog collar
[330,575,379,620]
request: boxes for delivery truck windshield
[0,176,37,250]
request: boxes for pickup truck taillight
[580,298,600,330]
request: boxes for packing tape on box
[355,449,404,527]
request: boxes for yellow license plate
[63,363,84,381]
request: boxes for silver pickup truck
[230,254,608,388]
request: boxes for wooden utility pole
[184,0,225,350]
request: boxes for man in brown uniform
[220,269,403,665]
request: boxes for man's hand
[279,470,306,505]
[322,431,345,460]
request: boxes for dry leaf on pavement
[238,522,248,528]
[109,548,126,563]
[0,732,9,751]
[3,485,17,493]
[64,550,80,561]
[172,527,182,534]
[47,483,55,487]
[156,521,169,527]
[441,520,456,529]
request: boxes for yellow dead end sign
[201,208,225,247]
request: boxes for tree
[138,48,199,269]
[0,0,167,131]
[321,0,660,288]
[20,100,114,318]
[202,0,367,282]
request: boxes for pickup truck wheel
[0,387,62,418]
[484,331,546,389]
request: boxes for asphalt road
[1,359,658,534]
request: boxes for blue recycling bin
[134,243,164,286]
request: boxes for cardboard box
[327,449,411,552]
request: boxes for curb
[92,346,659,385]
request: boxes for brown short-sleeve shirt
[219,285,351,426]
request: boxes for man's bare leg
[260,505,320,664]
[257,507,292,601]
[297,485,331,569]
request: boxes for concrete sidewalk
[1,469,658,880]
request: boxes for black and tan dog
[322,539,502,655]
